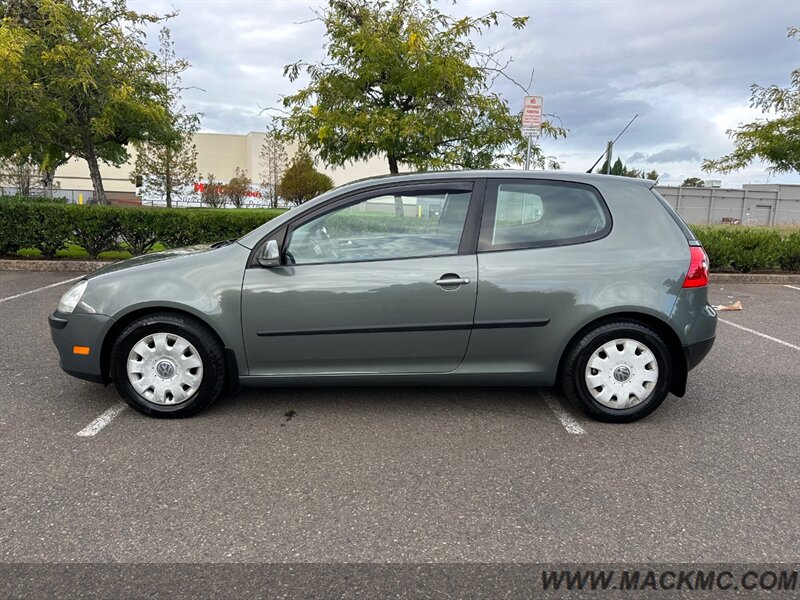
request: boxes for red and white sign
[521,95,543,137]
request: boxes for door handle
[435,276,471,287]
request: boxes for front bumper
[49,311,113,383]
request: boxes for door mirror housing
[257,240,281,267]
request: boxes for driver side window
[285,188,472,265]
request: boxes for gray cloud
[133,0,798,185]
[645,146,703,164]
[625,146,703,164]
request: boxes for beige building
[50,131,398,204]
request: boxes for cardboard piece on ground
[713,301,743,311]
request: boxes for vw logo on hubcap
[156,360,175,378]
[613,365,631,382]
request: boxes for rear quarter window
[479,180,611,251]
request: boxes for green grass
[14,242,168,260]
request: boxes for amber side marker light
[73,346,91,355]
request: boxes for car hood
[84,245,215,279]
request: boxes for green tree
[131,27,200,208]
[223,167,253,209]
[0,1,65,186]
[703,27,800,175]
[277,154,334,206]
[598,157,626,176]
[597,157,657,181]
[278,0,565,175]
[682,177,704,187]
[200,174,225,208]
[0,0,172,204]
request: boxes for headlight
[58,280,88,314]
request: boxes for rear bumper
[49,311,113,384]
[684,335,715,371]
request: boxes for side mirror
[257,240,281,267]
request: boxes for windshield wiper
[210,238,238,249]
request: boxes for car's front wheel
[110,313,226,418]
[560,321,673,423]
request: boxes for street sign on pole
[522,96,543,169]
[521,96,543,131]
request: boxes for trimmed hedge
[0,202,284,259]
[691,226,800,273]
[1,201,798,272]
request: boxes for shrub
[0,203,23,255]
[0,202,285,258]
[0,194,68,204]
[19,203,74,258]
[692,226,785,273]
[778,232,800,272]
[68,205,121,258]
[117,208,164,255]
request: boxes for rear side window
[479,180,611,251]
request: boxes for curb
[1,259,799,283]
[709,273,800,284]
[0,259,112,272]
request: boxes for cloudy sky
[132,0,799,187]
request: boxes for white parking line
[718,318,800,352]
[783,284,800,292]
[544,394,587,435]
[76,404,127,437]
[0,276,84,304]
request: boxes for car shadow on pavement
[202,385,560,421]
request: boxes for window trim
[477,178,613,252]
[276,181,479,267]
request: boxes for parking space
[0,271,83,304]
[710,283,800,347]
[1,271,798,563]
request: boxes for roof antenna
[587,114,639,173]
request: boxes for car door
[465,178,613,375]
[241,181,482,376]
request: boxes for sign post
[521,95,543,170]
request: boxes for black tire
[560,320,673,423]
[109,312,226,418]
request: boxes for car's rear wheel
[560,321,673,423]
[110,313,226,418]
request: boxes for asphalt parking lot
[1,270,799,565]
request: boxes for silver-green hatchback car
[50,170,716,422]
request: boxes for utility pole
[587,114,638,173]
[605,141,613,174]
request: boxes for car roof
[335,169,658,193]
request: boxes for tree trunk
[41,168,55,199]
[387,155,404,216]
[85,149,107,205]
[165,146,172,208]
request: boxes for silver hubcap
[584,338,659,409]
[127,333,203,405]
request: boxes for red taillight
[683,245,709,288]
